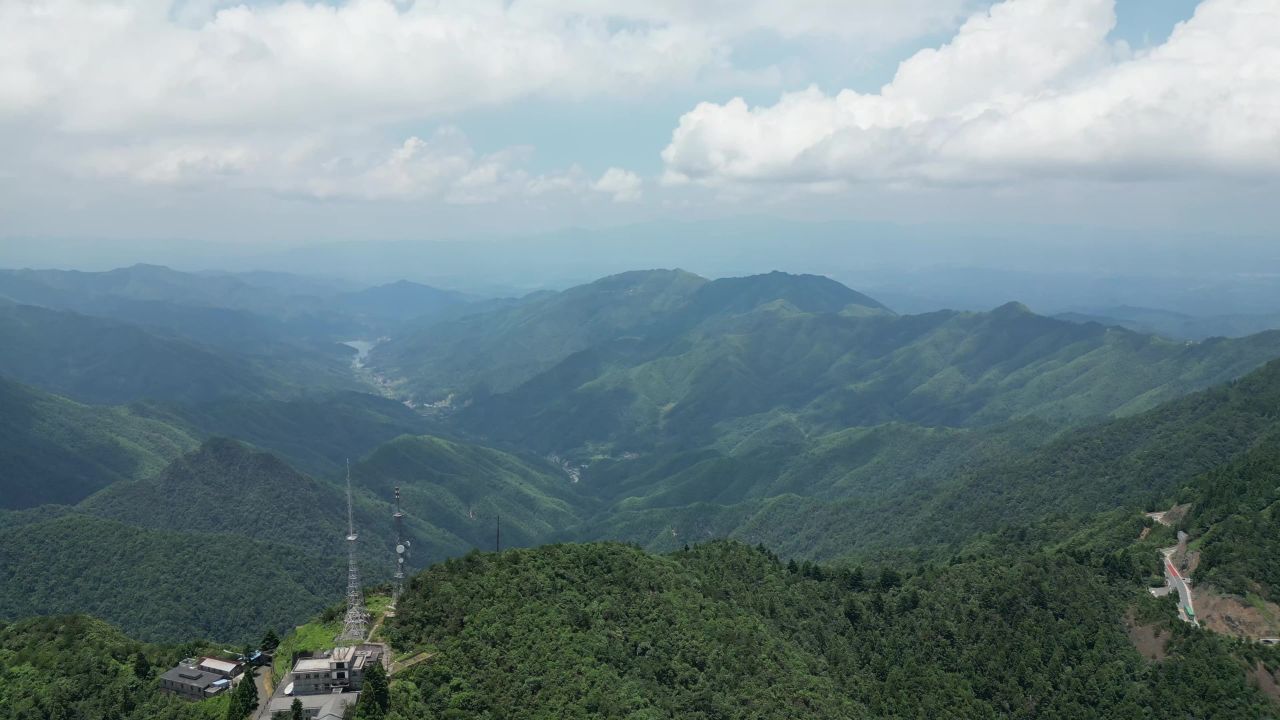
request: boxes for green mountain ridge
[382,537,1278,719]
[0,375,199,508]
[371,270,1280,458]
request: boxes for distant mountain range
[4,261,1280,671]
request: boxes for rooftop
[292,657,332,672]
[268,692,356,719]
[160,665,219,689]
[198,657,239,674]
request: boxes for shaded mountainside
[384,540,1279,719]
[0,376,198,509]
[133,390,429,478]
[0,300,280,405]
[79,438,364,553]
[0,513,339,642]
[0,436,588,642]
[351,435,592,551]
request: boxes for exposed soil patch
[1124,611,1169,661]
[1164,503,1192,526]
[1251,662,1280,704]
[1195,586,1280,640]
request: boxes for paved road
[1162,547,1198,626]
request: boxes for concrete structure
[285,644,383,696]
[198,656,243,678]
[266,693,356,720]
[159,659,236,700]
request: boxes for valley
[2,264,1278,718]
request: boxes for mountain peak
[991,301,1033,316]
[693,271,889,316]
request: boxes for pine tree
[132,651,151,680]
[225,668,259,720]
[291,698,305,720]
[261,629,281,652]
[846,566,865,591]
[356,661,389,718]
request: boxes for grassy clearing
[272,592,393,681]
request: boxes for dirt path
[391,650,435,675]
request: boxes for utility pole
[495,513,501,553]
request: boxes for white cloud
[0,0,723,134]
[662,0,1280,188]
[78,126,597,204]
[0,0,979,207]
[593,168,643,203]
[0,0,974,136]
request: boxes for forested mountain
[0,616,226,720]
[0,300,283,405]
[374,270,1280,459]
[1056,306,1280,342]
[369,269,711,396]
[383,539,1279,719]
[570,356,1280,562]
[334,280,472,327]
[0,513,339,641]
[351,435,591,551]
[133,391,429,478]
[0,264,479,341]
[0,435,586,641]
[0,376,198,508]
[4,262,1280,713]
[1181,444,1280,604]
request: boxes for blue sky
[0,0,1275,256]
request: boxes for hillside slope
[0,377,198,508]
[385,540,1278,719]
[0,514,339,642]
[373,271,1280,456]
[351,435,592,551]
[0,615,226,720]
[0,300,281,405]
[569,358,1280,562]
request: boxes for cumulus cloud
[0,0,975,135]
[662,0,1280,188]
[0,0,723,134]
[593,168,643,203]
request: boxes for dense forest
[0,616,227,720]
[3,264,1280,718]
[384,538,1279,719]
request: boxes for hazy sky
[1,0,1277,257]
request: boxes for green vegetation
[385,540,1278,719]
[271,613,342,682]
[1180,444,1280,601]
[0,376,199,508]
[0,615,228,720]
[351,434,592,553]
[0,514,339,643]
[371,271,1280,458]
[356,661,390,719]
[370,269,711,398]
[134,391,428,478]
[0,299,279,405]
[568,356,1280,562]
